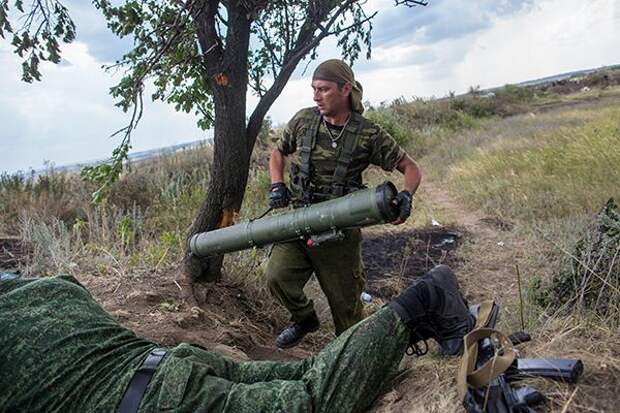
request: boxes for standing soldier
[267,59,422,348]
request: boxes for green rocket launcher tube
[189,181,399,257]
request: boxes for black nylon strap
[117,348,167,413]
[299,108,321,181]
[332,112,363,196]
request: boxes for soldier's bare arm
[396,154,422,195]
[269,148,287,184]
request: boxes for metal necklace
[322,113,351,149]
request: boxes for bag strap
[457,301,518,403]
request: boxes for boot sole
[276,324,320,349]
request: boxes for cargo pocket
[157,357,192,411]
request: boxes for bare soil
[76,220,467,363]
[4,179,611,412]
[362,225,462,298]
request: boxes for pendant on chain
[331,141,338,148]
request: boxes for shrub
[534,199,620,326]
[364,108,411,147]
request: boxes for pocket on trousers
[157,357,192,411]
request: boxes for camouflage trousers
[140,307,409,413]
[266,228,366,334]
[1,276,409,413]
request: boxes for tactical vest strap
[296,108,363,202]
[299,108,321,181]
[332,112,363,197]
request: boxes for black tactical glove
[394,190,413,223]
[269,182,292,209]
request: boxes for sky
[1,0,619,173]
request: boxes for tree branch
[246,0,358,150]
[189,0,223,76]
[394,0,428,6]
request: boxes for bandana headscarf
[312,59,364,114]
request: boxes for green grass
[447,106,620,221]
[429,96,620,326]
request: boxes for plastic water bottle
[0,272,20,281]
[360,292,373,304]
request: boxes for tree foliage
[90,0,380,141]
[2,1,429,200]
[2,0,431,280]
[0,0,75,82]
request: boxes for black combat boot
[275,313,320,349]
[389,265,474,356]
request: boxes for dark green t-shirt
[0,276,155,412]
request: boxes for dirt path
[421,183,526,305]
[369,179,530,413]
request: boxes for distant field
[446,101,620,221]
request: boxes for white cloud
[268,0,620,122]
[0,41,206,173]
[1,0,619,172]
[453,0,620,89]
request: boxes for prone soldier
[0,265,473,412]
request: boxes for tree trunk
[183,85,252,282]
[183,5,253,283]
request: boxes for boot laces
[406,329,429,357]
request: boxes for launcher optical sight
[189,181,399,257]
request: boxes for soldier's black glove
[269,182,292,209]
[393,190,413,224]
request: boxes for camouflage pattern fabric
[0,276,155,412]
[312,59,365,114]
[0,276,409,413]
[271,107,405,334]
[267,228,365,335]
[277,107,405,199]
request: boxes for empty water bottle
[0,272,20,281]
[360,292,373,304]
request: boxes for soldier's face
[312,79,351,117]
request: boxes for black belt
[118,348,167,413]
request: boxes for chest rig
[291,108,364,205]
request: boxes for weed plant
[532,199,620,327]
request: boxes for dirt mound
[66,225,464,366]
[78,266,315,363]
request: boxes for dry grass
[3,75,620,412]
[390,88,620,412]
[448,107,620,222]
[1,144,213,267]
